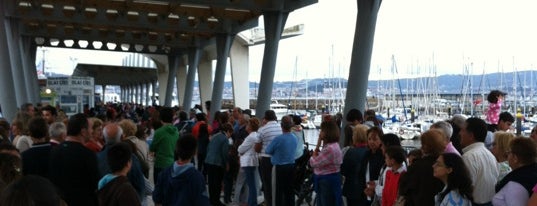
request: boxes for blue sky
[39,0,537,82]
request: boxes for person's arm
[238,134,255,155]
[528,191,537,206]
[309,145,333,168]
[149,131,160,152]
[500,181,530,206]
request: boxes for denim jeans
[243,166,259,206]
[314,173,343,206]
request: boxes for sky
[39,0,537,82]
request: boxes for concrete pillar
[135,84,140,104]
[256,11,288,120]
[210,33,234,123]
[145,82,150,106]
[183,47,201,110]
[342,0,381,145]
[152,81,157,106]
[20,36,39,104]
[120,87,123,102]
[157,68,168,106]
[5,17,28,106]
[176,61,187,107]
[137,84,142,104]
[102,85,106,103]
[230,38,250,110]
[0,4,18,121]
[29,43,39,103]
[198,58,213,111]
[165,54,180,107]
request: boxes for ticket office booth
[46,77,94,117]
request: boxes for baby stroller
[294,144,314,206]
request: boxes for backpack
[176,120,194,136]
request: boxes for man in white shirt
[254,110,282,206]
[460,117,499,206]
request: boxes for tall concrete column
[102,85,106,103]
[230,38,250,109]
[165,54,180,107]
[210,33,234,123]
[127,85,132,103]
[120,87,124,102]
[342,0,382,145]
[137,84,142,104]
[29,43,39,104]
[5,17,28,106]
[152,81,157,106]
[198,58,213,111]
[145,82,150,106]
[256,11,288,120]
[20,36,39,104]
[183,47,201,110]
[135,84,140,104]
[175,62,187,107]
[0,4,17,121]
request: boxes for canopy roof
[8,0,317,54]
[73,63,157,86]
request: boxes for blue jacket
[153,163,209,206]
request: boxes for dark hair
[0,175,61,206]
[195,113,207,122]
[219,123,234,133]
[264,110,277,121]
[159,107,174,123]
[367,126,384,140]
[41,105,57,117]
[509,137,537,165]
[175,134,197,161]
[381,133,401,147]
[487,90,506,104]
[465,117,488,142]
[280,116,294,132]
[0,119,9,141]
[320,120,340,144]
[20,103,33,113]
[0,153,21,185]
[439,153,473,202]
[498,112,514,124]
[28,117,48,139]
[178,111,188,121]
[107,142,132,173]
[204,100,211,111]
[67,113,88,136]
[345,109,363,123]
[290,115,302,126]
[408,149,422,159]
[385,146,406,164]
[0,143,19,154]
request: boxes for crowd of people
[0,94,537,206]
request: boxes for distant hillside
[238,71,536,95]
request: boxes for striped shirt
[256,121,282,157]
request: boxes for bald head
[103,123,123,145]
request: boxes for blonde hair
[89,117,103,131]
[493,131,515,158]
[420,129,446,156]
[352,124,369,144]
[118,119,137,137]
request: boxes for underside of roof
[6,0,317,54]
[73,63,157,86]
